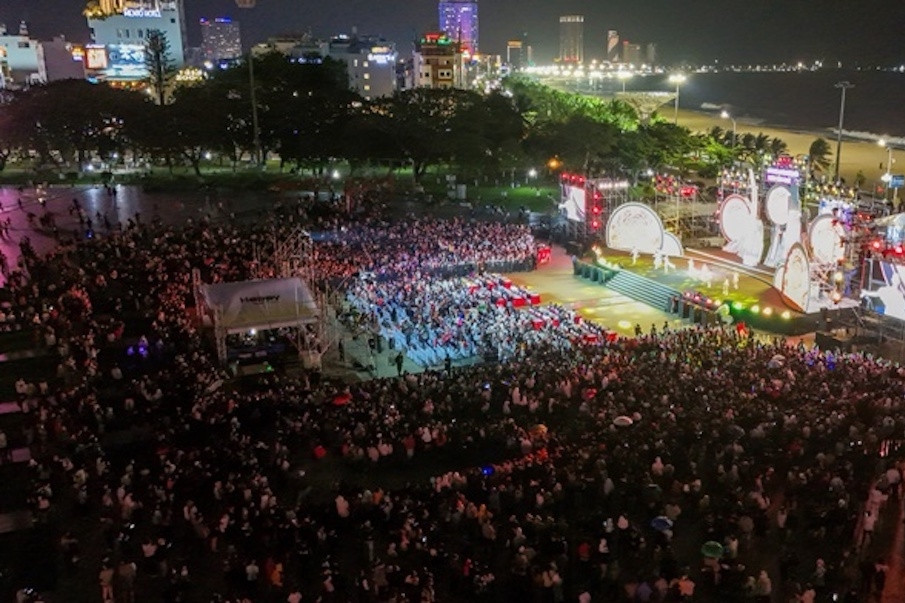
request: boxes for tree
[145,30,176,106]
[809,138,833,172]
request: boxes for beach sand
[676,109,898,191]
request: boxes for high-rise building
[621,40,642,67]
[559,15,583,64]
[0,22,46,85]
[606,30,620,63]
[438,0,478,54]
[506,40,523,69]
[412,31,465,89]
[86,0,188,82]
[200,17,242,63]
[645,43,657,66]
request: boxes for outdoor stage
[589,245,822,335]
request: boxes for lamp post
[720,110,737,149]
[879,138,897,203]
[616,71,632,93]
[833,81,854,183]
[668,73,686,125]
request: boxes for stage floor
[593,246,796,315]
[505,245,815,338]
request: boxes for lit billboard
[105,44,147,80]
[85,45,108,70]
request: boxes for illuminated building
[438,0,478,54]
[559,15,583,64]
[506,40,523,70]
[0,22,45,86]
[621,40,642,67]
[327,35,397,99]
[412,32,465,89]
[200,17,241,63]
[606,30,619,63]
[86,0,187,81]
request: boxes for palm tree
[769,137,788,157]
[808,138,833,172]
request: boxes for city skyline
[1,0,905,65]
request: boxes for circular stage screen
[808,214,845,265]
[605,202,664,254]
[719,194,751,242]
[765,186,791,226]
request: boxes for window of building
[117,29,123,39]
[138,29,144,39]
[124,29,130,38]
[363,73,370,80]
[363,84,370,91]
[363,61,369,68]
[353,59,358,67]
[17,41,30,49]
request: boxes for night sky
[2,0,904,65]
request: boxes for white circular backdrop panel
[781,243,811,312]
[765,185,791,226]
[719,194,752,242]
[605,202,665,254]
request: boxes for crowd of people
[344,274,607,366]
[0,194,901,603]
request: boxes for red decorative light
[896,245,903,255]
[592,205,602,215]
[590,220,600,229]
[872,240,882,250]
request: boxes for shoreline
[675,108,898,188]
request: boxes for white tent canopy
[201,277,318,335]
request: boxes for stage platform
[585,246,822,336]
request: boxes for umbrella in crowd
[701,541,725,559]
[650,516,673,532]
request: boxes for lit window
[363,61,369,68]
[353,59,358,67]
[363,84,370,91]
[363,73,370,80]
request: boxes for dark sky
[2,0,905,65]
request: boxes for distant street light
[721,110,737,149]
[668,73,687,125]
[616,71,632,93]
[833,81,854,183]
[879,138,897,203]
[528,168,538,179]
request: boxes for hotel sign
[123,7,162,18]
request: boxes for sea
[625,69,905,143]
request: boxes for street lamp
[616,71,632,93]
[668,73,686,124]
[833,81,854,183]
[879,138,897,203]
[720,110,737,148]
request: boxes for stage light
[762,307,773,316]
[781,311,791,320]
[750,305,760,314]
